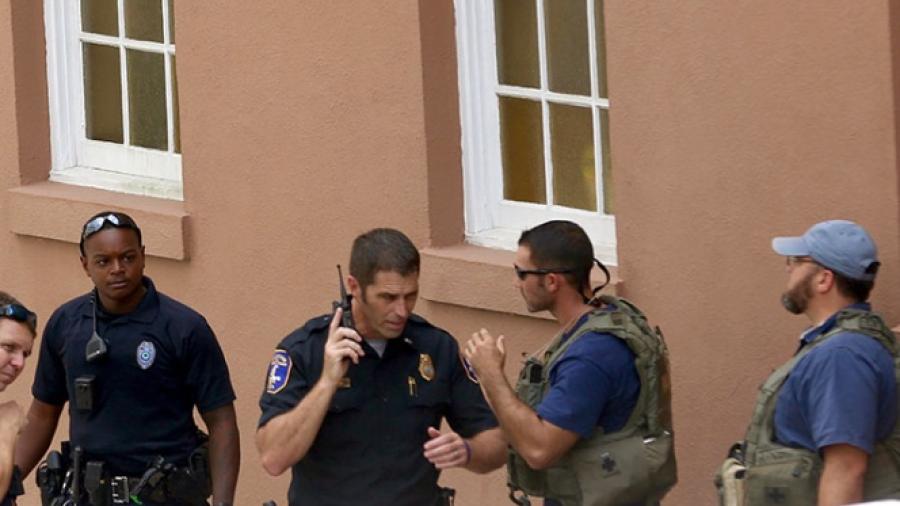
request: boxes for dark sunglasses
[0,303,37,329]
[81,213,139,241]
[514,264,574,281]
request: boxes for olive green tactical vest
[740,308,900,505]
[507,295,677,506]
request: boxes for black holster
[36,444,70,506]
[439,487,456,506]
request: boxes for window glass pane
[125,0,164,42]
[595,0,609,97]
[545,0,590,95]
[551,103,595,211]
[81,0,118,36]
[127,50,167,150]
[500,97,545,204]
[495,0,539,88]
[168,0,175,43]
[83,43,123,143]
[600,108,613,214]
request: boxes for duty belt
[37,443,210,506]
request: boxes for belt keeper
[110,476,130,504]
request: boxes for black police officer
[14,211,240,505]
[0,291,36,505]
[256,228,505,506]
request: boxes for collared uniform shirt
[31,277,236,475]
[258,313,497,506]
[774,303,897,453]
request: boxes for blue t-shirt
[774,303,897,454]
[539,315,640,506]
[536,316,640,438]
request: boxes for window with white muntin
[455,0,616,265]
[45,0,182,200]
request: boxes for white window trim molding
[454,0,617,265]
[44,0,183,201]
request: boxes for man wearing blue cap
[717,220,899,505]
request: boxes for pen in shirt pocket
[407,376,417,397]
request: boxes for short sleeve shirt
[774,303,897,454]
[536,315,641,438]
[258,314,497,506]
[538,314,641,506]
[31,277,236,475]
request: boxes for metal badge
[266,350,292,394]
[419,353,435,382]
[136,341,156,370]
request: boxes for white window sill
[50,166,183,201]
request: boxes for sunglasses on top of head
[0,303,37,329]
[81,213,140,242]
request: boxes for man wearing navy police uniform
[15,211,240,505]
[256,228,505,506]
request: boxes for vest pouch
[744,449,819,506]
[508,449,580,504]
[566,432,671,506]
[516,358,545,407]
[642,431,678,501]
[862,438,900,499]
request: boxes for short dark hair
[349,228,420,291]
[518,220,593,293]
[0,291,36,337]
[833,271,874,303]
[79,211,143,256]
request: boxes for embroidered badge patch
[267,349,291,394]
[419,353,435,381]
[136,341,156,370]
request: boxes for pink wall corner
[417,0,465,248]
[8,0,50,185]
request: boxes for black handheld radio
[331,265,355,330]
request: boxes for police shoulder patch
[460,354,479,384]
[266,349,292,395]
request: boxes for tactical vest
[507,295,677,506]
[740,308,900,505]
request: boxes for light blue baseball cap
[772,220,880,281]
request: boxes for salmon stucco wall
[607,3,900,505]
[1,2,900,506]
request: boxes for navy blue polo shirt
[32,277,236,475]
[537,314,640,438]
[259,313,498,506]
[774,303,897,454]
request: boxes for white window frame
[44,0,183,200]
[454,0,617,265]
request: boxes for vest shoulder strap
[744,307,897,464]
